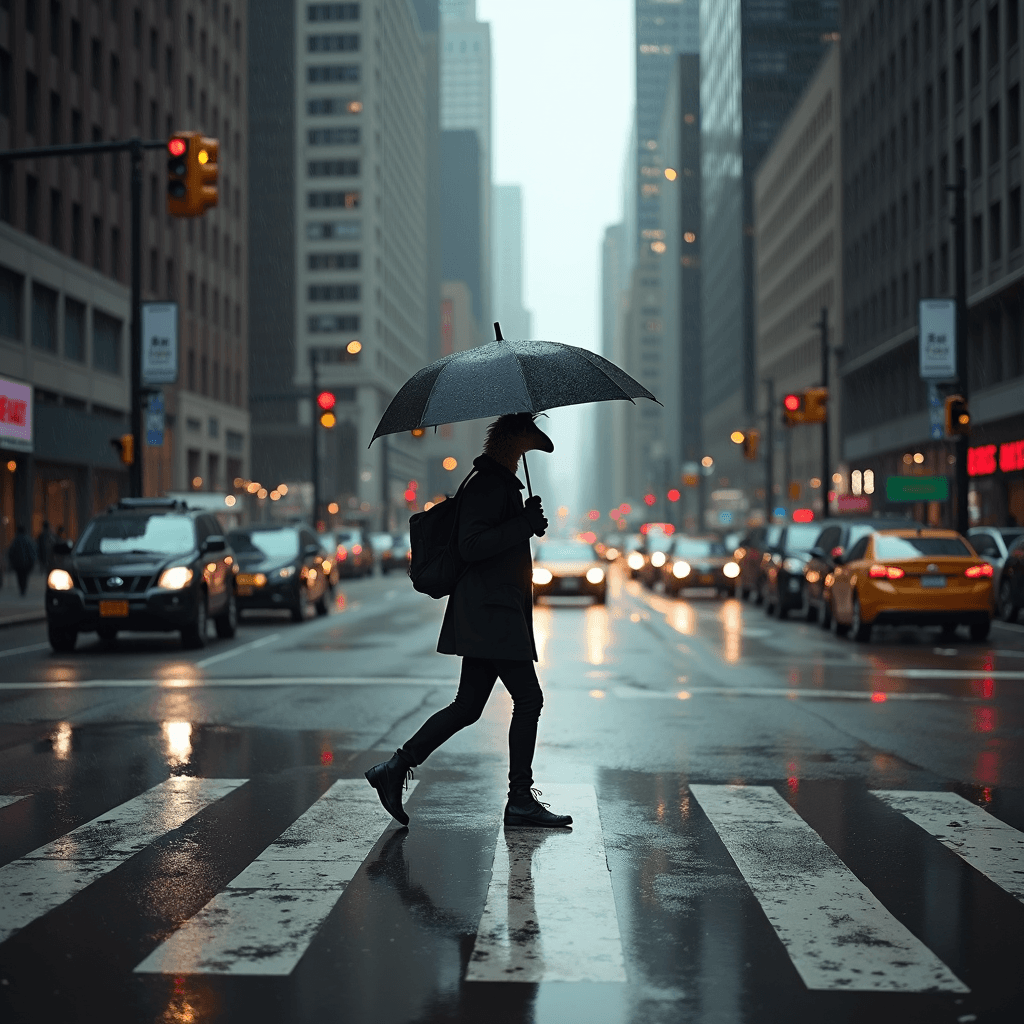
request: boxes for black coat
[437,455,537,661]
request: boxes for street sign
[919,299,956,379]
[146,391,165,446]
[142,303,179,385]
[0,376,32,452]
[928,383,945,439]
[885,475,949,502]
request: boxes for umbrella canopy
[372,327,659,443]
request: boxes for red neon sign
[969,439,1024,476]
[1000,439,1024,473]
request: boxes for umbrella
[372,323,659,443]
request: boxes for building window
[306,220,361,239]
[308,127,360,146]
[31,283,58,353]
[307,159,360,176]
[110,54,120,103]
[0,265,22,340]
[308,314,360,332]
[90,37,102,91]
[64,298,85,361]
[1010,1,1020,51]
[187,350,196,390]
[971,214,983,272]
[971,120,982,178]
[954,47,964,103]
[48,91,61,144]
[26,71,39,134]
[307,190,360,209]
[308,252,360,270]
[49,188,61,248]
[307,64,360,83]
[307,33,359,52]
[307,3,360,21]
[988,3,1000,70]
[970,27,981,89]
[308,284,359,301]
[70,19,81,72]
[92,216,103,271]
[1009,84,1021,150]
[70,203,81,259]
[990,202,1002,262]
[26,175,39,236]
[0,165,9,224]
[1010,187,1022,251]
[111,226,121,280]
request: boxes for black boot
[503,787,573,828]
[365,751,414,826]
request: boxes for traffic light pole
[951,167,969,535]
[764,377,774,524]
[818,306,830,520]
[310,349,321,530]
[2,138,170,498]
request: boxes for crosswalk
[1,779,1022,992]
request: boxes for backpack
[408,470,476,599]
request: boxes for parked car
[829,528,993,643]
[967,526,1024,602]
[996,533,1024,622]
[734,524,783,602]
[621,534,645,577]
[762,522,832,619]
[389,533,412,575]
[44,497,237,652]
[318,534,340,590]
[369,532,395,574]
[532,539,607,604]
[661,536,740,598]
[227,524,330,621]
[332,527,374,578]
[637,529,676,588]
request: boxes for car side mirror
[303,543,321,558]
[203,535,227,553]
[832,552,844,566]
[54,540,73,556]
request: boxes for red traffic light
[784,394,801,412]
[667,488,681,502]
[317,391,336,411]
[644,493,656,506]
[168,137,187,157]
[404,488,417,502]
[587,510,600,521]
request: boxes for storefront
[967,412,1024,527]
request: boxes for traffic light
[945,394,970,436]
[110,434,134,465]
[804,387,828,424]
[317,390,336,428]
[167,131,219,217]
[410,427,426,438]
[782,392,806,426]
[742,428,760,460]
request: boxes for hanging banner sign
[0,376,33,452]
[919,299,957,379]
[142,302,179,385]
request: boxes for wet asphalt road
[0,567,1022,1024]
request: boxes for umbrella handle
[522,452,533,498]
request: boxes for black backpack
[407,470,476,599]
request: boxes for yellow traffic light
[804,387,828,423]
[167,131,219,217]
[111,433,134,465]
[945,394,970,436]
[742,428,760,460]
[320,411,336,428]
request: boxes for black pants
[400,657,544,791]
[14,569,29,596]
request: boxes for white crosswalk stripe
[134,779,417,976]
[873,790,1024,904]
[689,784,969,993]
[0,794,29,809]
[466,783,627,983]
[0,777,246,944]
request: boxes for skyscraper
[492,185,532,341]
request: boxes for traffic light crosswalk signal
[782,392,805,426]
[945,394,970,436]
[167,132,219,218]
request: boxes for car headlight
[605,547,619,560]
[627,552,644,570]
[533,567,553,585]
[651,551,667,568]
[723,561,740,579]
[586,567,605,584]
[782,557,806,575]
[278,565,296,578]
[672,560,691,579]
[322,560,332,572]
[158,566,194,590]
[47,569,74,591]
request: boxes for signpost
[919,299,957,379]
[885,476,950,502]
[141,303,179,385]
[146,391,165,447]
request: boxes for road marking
[689,785,968,993]
[466,783,626,984]
[885,668,1024,679]
[196,633,281,668]
[0,794,29,809]
[873,791,1024,904]
[990,649,1024,658]
[0,676,457,690]
[0,642,51,659]
[0,777,245,944]
[993,619,1024,633]
[613,686,953,701]
[134,779,414,976]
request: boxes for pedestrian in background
[365,413,573,829]
[8,526,36,596]
[37,521,56,572]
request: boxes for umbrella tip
[493,321,504,341]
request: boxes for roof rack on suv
[111,497,190,512]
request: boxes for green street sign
[885,475,950,502]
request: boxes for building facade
[1,0,249,552]
[755,44,843,518]
[841,0,1024,528]
[492,183,532,342]
[699,0,839,501]
[249,0,437,530]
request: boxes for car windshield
[999,529,1024,545]
[873,535,972,559]
[77,514,196,556]
[672,538,725,557]
[537,542,595,561]
[784,525,822,553]
[228,528,299,560]
[335,530,360,545]
[646,532,675,552]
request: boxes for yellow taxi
[830,528,993,643]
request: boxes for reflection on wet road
[0,566,1021,1023]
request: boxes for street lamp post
[764,377,775,524]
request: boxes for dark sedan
[762,522,826,619]
[45,497,237,651]
[332,527,374,578]
[998,533,1024,622]
[661,536,741,597]
[227,524,330,621]
[735,524,783,603]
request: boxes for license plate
[921,575,946,588]
[99,600,129,617]
[237,574,259,586]
[559,579,579,592]
[700,575,713,584]
[237,585,254,597]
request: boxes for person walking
[8,525,36,596]
[37,520,56,573]
[365,413,572,829]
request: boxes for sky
[477,0,635,515]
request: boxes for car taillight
[337,547,348,560]
[352,544,362,555]
[868,564,905,579]
[831,546,844,559]
[965,563,993,578]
